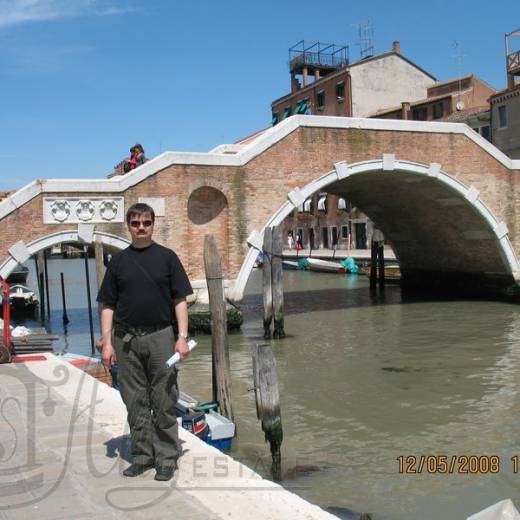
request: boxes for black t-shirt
[96,242,193,326]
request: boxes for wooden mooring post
[94,236,106,290]
[35,252,45,322]
[370,240,378,290]
[43,249,51,319]
[377,241,385,289]
[252,343,283,481]
[203,235,234,423]
[263,226,285,340]
[60,272,69,325]
[262,227,273,339]
[271,226,285,339]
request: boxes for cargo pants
[114,325,180,468]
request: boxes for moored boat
[8,284,39,317]
[307,258,346,274]
[6,264,29,284]
[282,260,300,270]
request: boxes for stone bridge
[1,115,520,301]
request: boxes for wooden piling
[271,225,285,339]
[203,235,234,423]
[43,249,50,319]
[60,272,69,325]
[370,240,377,290]
[94,236,106,290]
[377,242,385,289]
[252,343,283,481]
[36,252,45,321]
[262,227,273,340]
[83,246,95,355]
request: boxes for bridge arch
[233,157,520,300]
[0,230,130,280]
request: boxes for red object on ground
[11,355,47,363]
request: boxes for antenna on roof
[451,41,467,110]
[353,21,375,60]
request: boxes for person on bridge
[97,202,192,482]
[123,143,147,173]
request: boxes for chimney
[392,41,401,54]
[401,102,410,120]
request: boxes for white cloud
[0,0,138,28]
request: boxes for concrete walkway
[0,355,339,520]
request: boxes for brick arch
[0,230,130,279]
[187,186,229,277]
[232,158,520,300]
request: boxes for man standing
[97,202,192,481]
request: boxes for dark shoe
[154,466,175,481]
[123,463,154,477]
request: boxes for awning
[337,197,347,210]
[317,196,327,211]
[283,107,291,119]
[272,113,279,126]
[303,198,312,212]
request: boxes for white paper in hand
[165,339,197,368]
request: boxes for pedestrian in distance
[97,202,193,482]
[287,232,294,250]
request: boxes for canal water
[17,258,520,519]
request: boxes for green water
[179,269,520,520]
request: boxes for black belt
[114,322,171,336]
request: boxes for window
[295,99,309,114]
[317,195,327,213]
[341,225,349,238]
[336,81,345,100]
[412,107,428,121]
[283,106,291,119]
[271,112,279,126]
[480,125,491,141]
[332,226,339,246]
[498,105,507,128]
[432,102,443,119]
[316,91,325,109]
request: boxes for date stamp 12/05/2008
[397,455,520,475]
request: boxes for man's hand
[175,336,190,361]
[102,342,116,368]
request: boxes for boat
[6,264,29,284]
[8,284,39,317]
[282,260,300,270]
[306,258,346,274]
[360,264,401,284]
[60,353,236,450]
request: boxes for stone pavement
[0,356,339,520]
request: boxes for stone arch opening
[0,230,130,280]
[187,187,229,278]
[232,159,520,301]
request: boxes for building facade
[271,41,436,124]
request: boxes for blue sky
[1,0,519,191]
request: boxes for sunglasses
[129,220,153,228]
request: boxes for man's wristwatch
[179,331,189,340]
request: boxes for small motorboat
[360,265,401,284]
[282,260,300,270]
[307,258,346,274]
[8,284,39,317]
[6,264,29,284]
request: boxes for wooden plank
[262,227,273,339]
[203,235,234,423]
[271,225,285,339]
